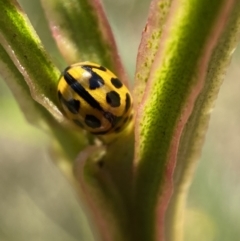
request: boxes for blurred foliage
[0,0,239,240]
[185,47,240,241]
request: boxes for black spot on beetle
[106,91,120,107]
[64,71,103,112]
[125,93,131,113]
[85,115,101,128]
[103,111,116,125]
[89,73,104,89]
[83,64,106,72]
[58,91,80,114]
[58,91,62,99]
[65,99,80,114]
[81,65,105,89]
[97,66,107,72]
[111,78,123,88]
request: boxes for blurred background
[0,0,239,240]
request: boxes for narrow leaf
[133,0,240,240]
[166,2,240,241]
[134,0,172,107]
[74,145,134,241]
[0,44,43,124]
[0,0,61,120]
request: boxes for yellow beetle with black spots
[58,62,133,135]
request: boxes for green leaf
[133,0,240,240]
[74,145,134,241]
[166,2,240,241]
[0,0,60,118]
[134,0,171,107]
[0,43,43,124]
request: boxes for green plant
[0,0,240,240]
